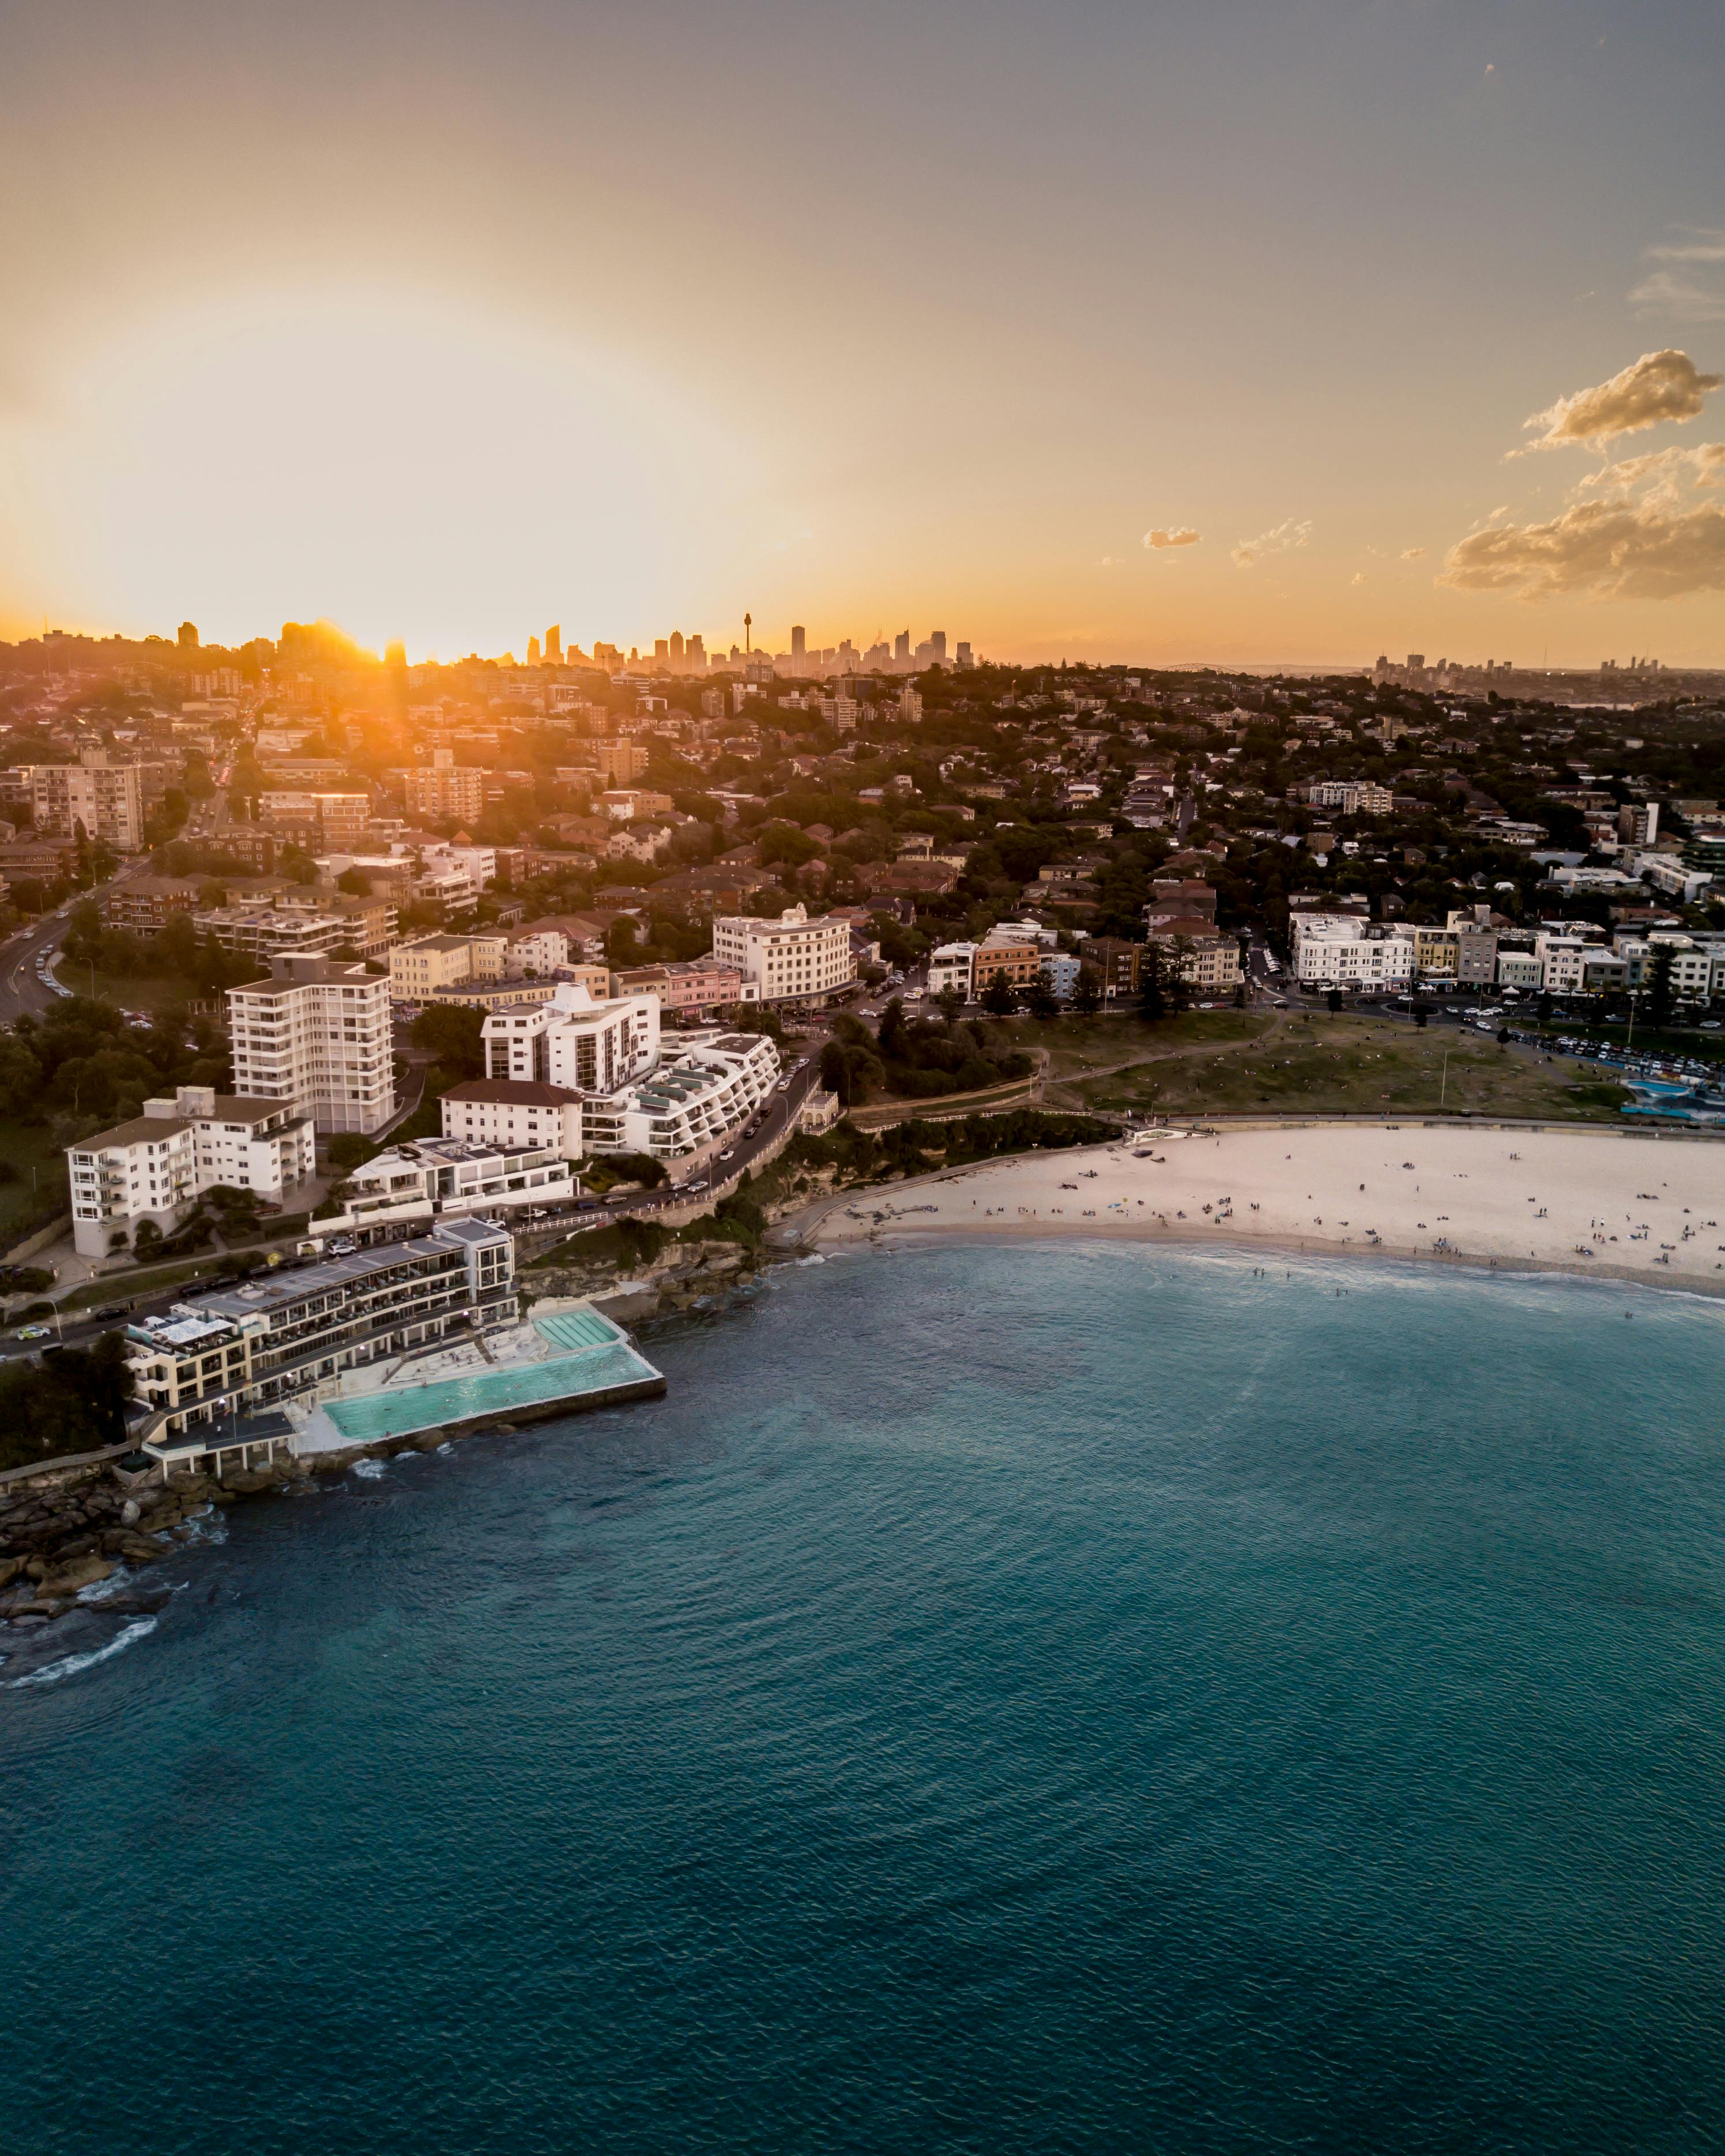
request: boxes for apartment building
[101,876,204,934]
[1080,936,1144,996]
[611,958,747,1016]
[32,749,147,852]
[388,932,509,1001]
[1301,779,1393,815]
[593,739,650,783]
[927,941,978,997]
[1149,929,1243,994]
[404,750,487,823]
[1290,916,1415,990]
[257,790,371,850]
[440,1079,585,1156]
[481,981,661,1091]
[127,1218,515,1446]
[195,906,351,964]
[67,1085,315,1258]
[973,929,1044,992]
[580,1034,780,1165]
[227,953,397,1134]
[712,904,856,1005]
[311,1135,578,1239]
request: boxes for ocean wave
[352,1457,389,1479]
[10,1617,157,1688]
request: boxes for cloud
[1399,546,1426,559]
[1572,442,1725,500]
[1631,230,1725,323]
[1350,572,1368,586]
[1231,517,1312,567]
[1142,526,1200,551]
[1439,496,1725,601]
[1519,348,1722,451]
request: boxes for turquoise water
[7,1243,1725,2153]
[324,1338,659,1441]
[534,1306,624,1351]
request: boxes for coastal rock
[36,1555,114,1595]
[220,1469,280,1496]
[0,1556,21,1591]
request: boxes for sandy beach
[804,1122,1725,1291]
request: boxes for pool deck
[288,1300,666,1455]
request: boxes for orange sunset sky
[2,0,1724,668]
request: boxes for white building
[67,1085,315,1258]
[440,1080,585,1157]
[1634,852,1712,903]
[928,941,978,996]
[127,1218,515,1445]
[481,982,661,1091]
[584,1033,779,1164]
[1496,949,1543,990]
[1302,779,1393,815]
[195,906,351,963]
[1289,915,1414,990]
[711,903,856,1005]
[477,997,779,1170]
[314,1136,578,1239]
[227,954,397,1134]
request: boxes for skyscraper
[894,630,910,663]
[669,630,685,664]
[790,624,807,668]
[545,625,562,664]
[178,621,199,651]
[527,635,541,665]
[931,630,948,661]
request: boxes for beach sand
[804,1122,1725,1290]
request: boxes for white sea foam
[352,1457,389,1479]
[10,1617,157,1688]
[78,1567,133,1602]
[436,1441,454,1456]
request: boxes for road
[0,861,149,1026]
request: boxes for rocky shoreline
[1,1254,779,1680]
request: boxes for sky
[2,0,1724,669]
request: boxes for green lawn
[1054,1012,1630,1122]
[0,1120,71,1247]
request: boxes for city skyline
[2,1,1723,666]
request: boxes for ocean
[6,1243,1725,2154]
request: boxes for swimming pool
[533,1307,623,1352]
[324,1339,662,1443]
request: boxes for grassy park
[1017,1009,1632,1122]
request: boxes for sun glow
[1,289,746,657]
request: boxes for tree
[1646,944,1676,1029]
[1326,988,1343,1015]
[1138,945,1167,1022]
[325,1134,378,1174]
[1071,968,1102,1016]
[409,1004,486,1078]
[876,996,911,1060]
[337,867,372,896]
[1497,1027,1512,1046]
[980,974,1018,1017]
[934,984,965,1026]
[1025,977,1060,1020]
